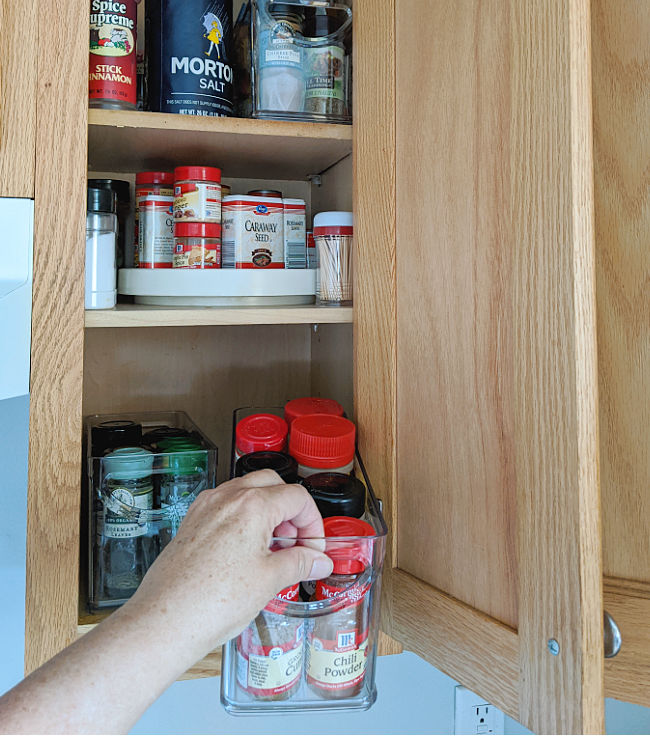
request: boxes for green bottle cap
[166,447,207,475]
[158,436,195,450]
[103,447,154,480]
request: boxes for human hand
[122,470,334,667]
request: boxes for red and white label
[138,196,174,268]
[222,198,285,269]
[315,580,371,613]
[173,182,221,222]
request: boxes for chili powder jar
[306,517,375,699]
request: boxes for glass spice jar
[159,444,207,548]
[173,222,221,268]
[173,166,222,223]
[288,413,356,478]
[236,584,304,701]
[234,414,288,463]
[306,516,375,699]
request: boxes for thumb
[268,546,333,592]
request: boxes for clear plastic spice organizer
[222,407,387,714]
[84,411,217,611]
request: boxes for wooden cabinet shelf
[84,304,353,328]
[87,109,352,179]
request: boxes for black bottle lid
[87,186,116,214]
[88,178,130,205]
[91,420,143,456]
[141,426,192,448]
[235,451,299,484]
[301,472,366,519]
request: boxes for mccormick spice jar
[289,414,356,478]
[234,414,288,462]
[173,166,222,223]
[283,198,307,268]
[237,584,303,701]
[302,472,366,519]
[235,451,299,484]
[134,172,174,266]
[284,397,344,427]
[306,517,375,699]
[222,195,284,268]
[138,195,174,268]
[173,222,221,268]
[89,0,139,109]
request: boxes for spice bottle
[88,179,132,268]
[234,414,288,462]
[91,419,142,456]
[236,584,304,700]
[235,451,299,483]
[134,172,174,266]
[302,472,366,519]
[304,9,347,118]
[137,195,175,268]
[289,414,356,478]
[173,222,221,268]
[306,516,375,699]
[86,186,118,310]
[89,0,139,110]
[173,166,222,223]
[284,397,344,428]
[99,447,156,601]
[159,444,206,548]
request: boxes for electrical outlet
[454,686,505,735]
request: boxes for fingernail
[309,556,333,580]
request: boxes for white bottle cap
[313,211,353,228]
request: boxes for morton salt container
[146,0,234,117]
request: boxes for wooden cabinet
[21,0,648,734]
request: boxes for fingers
[267,545,333,590]
[261,483,325,540]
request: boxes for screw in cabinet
[547,639,560,656]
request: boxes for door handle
[604,610,622,658]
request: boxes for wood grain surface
[25,0,88,674]
[592,0,650,582]
[512,0,604,732]
[353,0,399,651]
[0,0,37,196]
[391,570,519,720]
[395,0,517,630]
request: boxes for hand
[124,469,334,663]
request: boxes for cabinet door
[354,1,604,733]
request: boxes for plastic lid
[141,426,191,447]
[313,211,354,229]
[236,414,288,455]
[87,187,116,214]
[103,447,154,480]
[174,222,222,238]
[174,166,221,183]
[235,451,299,483]
[136,171,174,186]
[289,414,355,469]
[166,448,207,474]
[88,179,130,203]
[284,397,344,426]
[323,516,376,574]
[92,420,143,456]
[248,189,282,198]
[159,437,202,451]
[302,472,366,519]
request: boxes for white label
[103,487,153,539]
[222,199,284,268]
[307,637,368,691]
[283,202,306,269]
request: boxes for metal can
[138,195,174,268]
[134,172,174,266]
[221,195,284,269]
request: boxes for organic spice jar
[306,516,375,699]
[236,584,304,701]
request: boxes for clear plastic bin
[249,0,352,124]
[84,411,217,611]
[222,406,387,714]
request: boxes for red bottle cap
[174,166,222,183]
[289,414,355,469]
[324,516,376,574]
[136,171,174,186]
[174,222,222,238]
[236,414,288,455]
[284,397,345,426]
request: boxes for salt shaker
[86,187,117,309]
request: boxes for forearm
[0,600,199,734]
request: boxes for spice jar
[138,195,174,268]
[289,414,356,478]
[86,186,118,310]
[173,222,221,268]
[304,9,347,118]
[173,166,222,223]
[235,451,298,483]
[237,584,303,701]
[99,447,156,601]
[221,194,285,269]
[91,420,142,456]
[284,397,344,427]
[159,444,206,548]
[283,198,307,268]
[306,516,375,699]
[302,472,366,519]
[313,211,353,306]
[134,172,174,266]
[248,189,282,198]
[234,414,288,462]
[88,179,132,268]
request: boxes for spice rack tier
[88,109,353,179]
